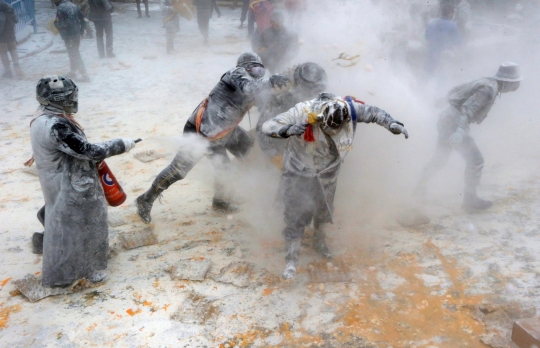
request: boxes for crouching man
[29,76,136,287]
[262,93,408,279]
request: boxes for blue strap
[345,96,357,132]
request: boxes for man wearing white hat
[416,62,522,211]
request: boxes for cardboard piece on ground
[12,274,70,302]
[213,261,260,288]
[512,317,540,348]
[170,258,211,281]
[308,260,352,283]
[120,227,158,250]
[133,150,165,163]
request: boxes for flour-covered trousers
[281,172,333,242]
[151,122,254,200]
[420,134,484,193]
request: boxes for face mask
[247,65,265,79]
[501,81,520,93]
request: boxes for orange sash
[195,98,243,141]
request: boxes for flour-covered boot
[136,184,163,223]
[463,192,492,211]
[212,198,238,213]
[89,271,107,283]
[282,238,301,279]
[313,224,334,259]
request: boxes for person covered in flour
[262,92,409,279]
[28,75,136,287]
[136,52,290,222]
[415,62,522,211]
[256,62,327,168]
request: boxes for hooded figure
[256,62,327,166]
[262,93,409,279]
[29,76,136,287]
[416,62,522,210]
[136,52,291,222]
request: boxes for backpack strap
[344,95,364,133]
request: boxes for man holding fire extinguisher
[27,75,136,287]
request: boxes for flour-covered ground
[1,1,540,347]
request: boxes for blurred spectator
[72,0,94,38]
[251,0,273,35]
[425,3,461,73]
[136,0,149,18]
[0,0,23,78]
[162,0,179,53]
[88,0,115,58]
[193,0,220,44]
[54,0,90,82]
[252,12,298,73]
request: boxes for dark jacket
[54,0,86,39]
[187,66,272,141]
[88,0,113,21]
[0,0,18,43]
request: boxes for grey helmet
[293,62,327,92]
[237,52,264,68]
[36,75,79,113]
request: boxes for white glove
[286,123,307,136]
[389,122,409,139]
[122,138,136,152]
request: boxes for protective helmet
[322,100,350,130]
[237,52,264,68]
[36,75,79,113]
[294,63,327,92]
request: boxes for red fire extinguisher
[98,161,126,207]
[97,138,141,207]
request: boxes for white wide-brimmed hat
[494,62,523,82]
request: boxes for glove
[122,138,136,152]
[285,123,307,136]
[389,122,409,139]
[270,75,291,89]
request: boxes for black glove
[281,123,307,137]
[270,75,291,89]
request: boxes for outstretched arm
[353,101,408,138]
[51,120,134,162]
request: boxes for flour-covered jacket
[262,96,398,220]
[187,66,272,144]
[30,112,127,287]
[439,77,499,139]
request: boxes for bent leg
[136,138,205,223]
